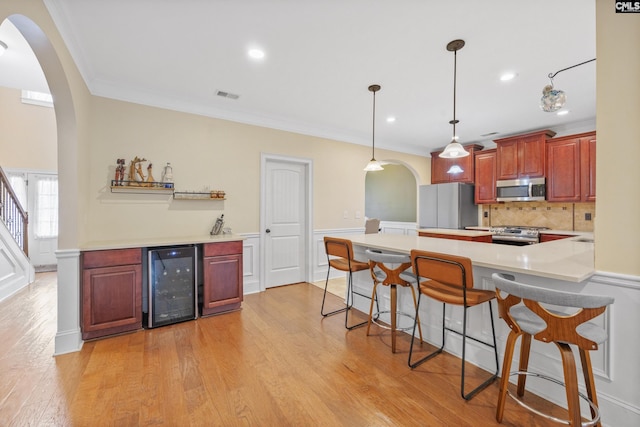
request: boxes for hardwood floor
[1,273,566,426]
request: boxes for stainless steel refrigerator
[418,183,478,229]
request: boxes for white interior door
[263,158,309,288]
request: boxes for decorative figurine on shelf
[146,163,156,186]
[127,156,146,186]
[161,162,174,184]
[114,158,126,186]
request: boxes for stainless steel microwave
[496,177,546,202]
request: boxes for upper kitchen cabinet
[474,148,497,204]
[546,131,596,202]
[494,130,556,180]
[431,144,483,184]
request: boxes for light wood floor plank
[0,273,571,426]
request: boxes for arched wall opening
[6,13,82,355]
[364,159,419,223]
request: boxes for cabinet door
[202,254,243,316]
[546,138,581,202]
[519,135,546,178]
[430,152,451,184]
[82,264,142,340]
[474,149,497,204]
[581,135,596,201]
[431,145,478,184]
[496,139,519,180]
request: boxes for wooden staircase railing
[0,166,28,256]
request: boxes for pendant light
[540,58,595,112]
[439,39,469,159]
[364,84,384,171]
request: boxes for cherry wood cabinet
[494,130,556,180]
[474,149,497,204]
[81,248,142,340]
[419,231,492,243]
[202,241,243,316]
[546,131,596,202]
[431,144,483,184]
[581,133,597,202]
[540,233,573,243]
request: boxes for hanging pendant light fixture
[540,58,595,112]
[439,39,469,159]
[364,84,384,171]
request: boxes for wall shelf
[173,191,225,201]
[110,180,174,195]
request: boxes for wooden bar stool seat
[321,237,371,330]
[365,249,423,353]
[408,250,499,400]
[493,272,614,427]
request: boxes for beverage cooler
[144,245,197,328]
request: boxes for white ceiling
[0,0,596,156]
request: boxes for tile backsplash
[480,202,595,232]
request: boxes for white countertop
[80,234,245,251]
[341,233,594,283]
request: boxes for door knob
[266,229,271,233]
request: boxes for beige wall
[87,96,428,240]
[595,1,640,276]
[0,86,57,171]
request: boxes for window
[34,175,58,238]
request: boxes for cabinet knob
[266,229,271,233]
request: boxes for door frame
[259,153,313,292]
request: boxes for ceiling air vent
[480,131,499,137]
[216,90,240,100]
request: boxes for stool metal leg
[344,270,368,330]
[320,266,347,317]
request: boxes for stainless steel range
[489,226,549,246]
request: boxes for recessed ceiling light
[500,72,517,82]
[248,48,265,59]
[557,110,569,116]
[386,116,396,123]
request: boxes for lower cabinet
[81,248,142,340]
[539,233,573,243]
[418,231,492,243]
[202,241,243,316]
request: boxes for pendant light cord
[452,48,457,139]
[372,88,376,159]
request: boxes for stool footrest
[507,371,600,427]
[370,310,416,332]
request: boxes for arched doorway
[364,160,419,224]
[5,13,82,355]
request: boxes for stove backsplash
[480,202,595,232]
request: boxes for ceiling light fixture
[0,41,7,56]
[364,84,384,172]
[439,39,469,159]
[540,58,595,112]
[248,48,265,59]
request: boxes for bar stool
[321,236,370,330]
[365,249,423,353]
[408,250,499,400]
[492,272,614,427]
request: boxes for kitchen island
[329,232,630,422]
[344,232,594,283]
